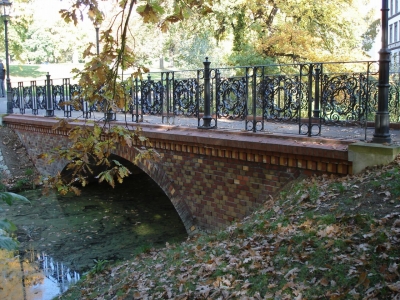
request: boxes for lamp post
[373,0,391,143]
[94,20,100,55]
[0,0,12,114]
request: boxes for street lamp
[372,0,391,143]
[93,20,100,55]
[0,0,12,114]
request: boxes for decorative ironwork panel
[141,76,164,115]
[216,75,247,120]
[173,78,199,117]
[11,86,18,108]
[17,82,26,114]
[388,77,400,122]
[129,77,142,122]
[28,81,38,115]
[321,74,364,123]
[52,82,63,110]
[36,85,47,109]
[258,75,304,122]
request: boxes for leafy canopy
[45,0,379,193]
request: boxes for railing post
[135,77,141,122]
[313,67,320,118]
[373,0,391,143]
[63,78,72,117]
[31,81,38,115]
[198,57,213,129]
[307,64,314,137]
[45,72,54,117]
[18,82,24,114]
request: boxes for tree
[209,0,378,64]
[45,0,378,193]
[0,0,32,62]
[20,19,91,63]
[41,0,212,194]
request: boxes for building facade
[389,0,400,70]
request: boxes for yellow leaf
[387,281,400,292]
[319,277,329,286]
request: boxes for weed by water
[14,178,30,191]
[88,259,109,275]
[24,168,34,176]
[132,243,153,256]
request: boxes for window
[395,22,398,42]
[397,0,399,13]
[390,24,393,43]
[392,0,394,15]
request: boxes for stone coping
[3,115,352,161]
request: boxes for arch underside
[60,152,196,234]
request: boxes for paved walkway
[1,96,400,145]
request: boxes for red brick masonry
[4,115,352,233]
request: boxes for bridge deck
[1,96,400,144]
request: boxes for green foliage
[44,121,157,195]
[362,18,380,52]
[225,44,275,67]
[88,259,109,275]
[0,192,29,250]
[9,65,46,78]
[0,191,30,206]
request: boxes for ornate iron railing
[9,60,400,136]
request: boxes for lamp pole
[373,0,391,143]
[96,26,99,55]
[0,0,12,114]
[94,21,100,55]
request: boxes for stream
[1,170,188,299]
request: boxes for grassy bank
[58,158,400,299]
[9,63,84,83]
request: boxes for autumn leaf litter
[60,157,400,299]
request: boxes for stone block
[348,142,400,174]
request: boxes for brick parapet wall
[3,115,353,232]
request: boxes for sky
[367,1,384,60]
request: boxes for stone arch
[59,150,197,234]
[133,158,197,234]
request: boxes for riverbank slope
[0,125,39,190]
[59,156,400,299]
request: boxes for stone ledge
[3,115,351,160]
[348,142,400,174]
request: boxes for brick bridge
[3,115,357,233]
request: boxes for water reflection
[1,170,188,299]
[28,253,80,300]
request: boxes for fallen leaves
[58,156,400,300]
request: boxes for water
[1,171,188,299]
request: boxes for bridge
[2,113,400,234]
[2,60,400,233]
